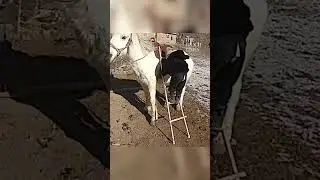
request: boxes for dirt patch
[110,90,209,147]
[0,94,107,179]
[110,72,210,147]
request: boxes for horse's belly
[134,70,156,87]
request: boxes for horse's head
[109,33,132,63]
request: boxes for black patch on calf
[161,50,189,76]
[161,50,190,104]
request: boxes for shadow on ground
[111,76,169,124]
[0,41,109,169]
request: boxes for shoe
[168,91,176,104]
[212,133,226,155]
[175,95,181,104]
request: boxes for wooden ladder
[157,44,191,145]
[213,127,247,180]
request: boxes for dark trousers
[0,41,11,92]
[212,34,244,138]
[168,72,187,99]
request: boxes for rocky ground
[213,0,320,179]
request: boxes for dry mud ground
[213,0,320,179]
[0,46,108,179]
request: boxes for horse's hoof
[150,120,156,126]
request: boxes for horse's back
[140,52,161,82]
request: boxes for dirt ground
[213,0,320,179]
[110,73,209,147]
[0,96,107,180]
[0,41,108,179]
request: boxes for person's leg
[175,73,187,103]
[212,35,238,80]
[212,33,248,138]
[168,72,185,104]
[168,74,179,104]
[212,35,239,137]
[211,35,241,155]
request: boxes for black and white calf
[161,50,190,104]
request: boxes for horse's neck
[128,35,157,74]
[128,35,144,61]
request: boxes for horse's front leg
[148,83,158,126]
[142,84,158,125]
[142,84,151,111]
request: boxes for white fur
[110,33,193,125]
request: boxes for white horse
[110,33,194,126]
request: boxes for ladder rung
[167,102,180,105]
[170,116,187,123]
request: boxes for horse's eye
[121,36,127,40]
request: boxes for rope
[155,36,165,81]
